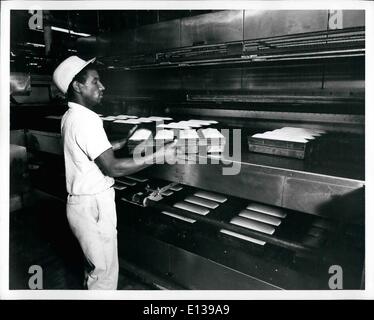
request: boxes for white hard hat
[53,56,96,94]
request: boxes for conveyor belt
[114,175,364,289]
[114,175,362,258]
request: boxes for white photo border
[1,0,373,300]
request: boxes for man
[53,56,177,290]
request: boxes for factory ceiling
[10,10,216,75]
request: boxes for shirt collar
[68,101,98,117]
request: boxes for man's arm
[95,140,177,177]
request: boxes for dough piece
[173,202,210,215]
[100,116,117,121]
[161,190,174,196]
[154,129,174,141]
[116,178,136,186]
[252,129,309,143]
[157,122,192,129]
[178,121,202,128]
[188,119,218,125]
[116,115,138,119]
[148,116,173,121]
[282,127,326,135]
[113,119,137,124]
[115,115,131,120]
[161,211,196,223]
[184,196,220,209]
[129,129,152,141]
[194,191,227,203]
[119,119,142,124]
[178,129,199,145]
[169,184,183,191]
[263,135,308,143]
[136,117,153,123]
[230,216,275,235]
[238,209,282,226]
[201,128,224,139]
[246,203,287,218]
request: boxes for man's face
[78,69,105,107]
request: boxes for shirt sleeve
[75,116,112,161]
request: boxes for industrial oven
[15,10,365,290]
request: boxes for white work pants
[66,187,118,290]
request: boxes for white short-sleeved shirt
[61,102,114,195]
